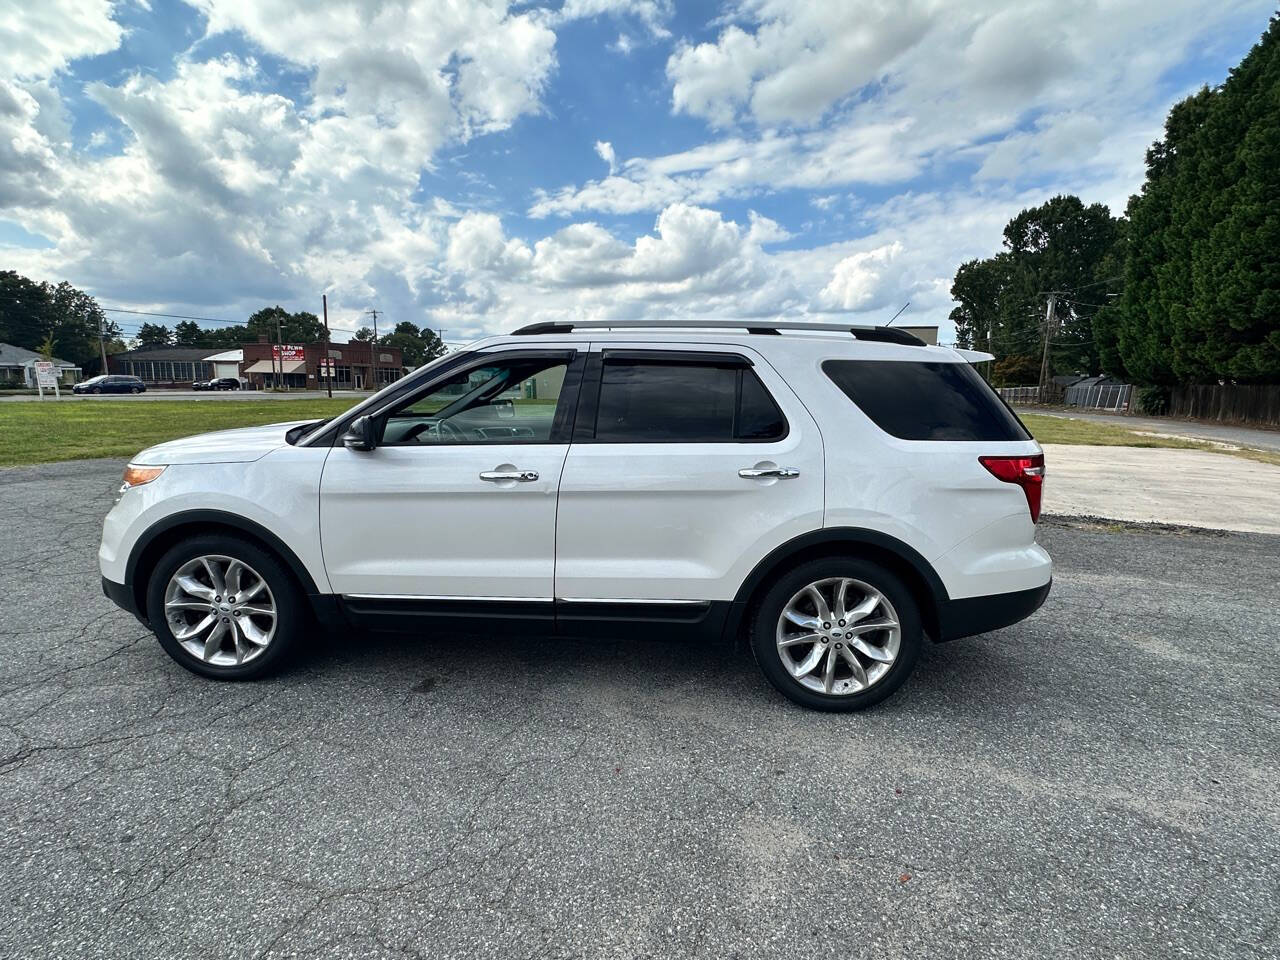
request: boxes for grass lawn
[0,398,360,467]
[1,399,1276,468]
[1022,413,1280,467]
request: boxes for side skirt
[336,595,730,641]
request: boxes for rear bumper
[936,579,1050,642]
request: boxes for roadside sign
[34,361,60,398]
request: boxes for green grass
[1,400,1276,469]
[1022,413,1280,467]
[0,398,360,466]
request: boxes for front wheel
[145,534,305,680]
[750,557,922,711]
[131,387,141,394]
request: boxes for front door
[320,349,581,625]
[554,344,825,618]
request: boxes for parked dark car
[193,376,242,391]
[73,375,146,395]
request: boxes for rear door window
[822,359,1031,441]
[593,358,787,443]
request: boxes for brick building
[240,340,403,390]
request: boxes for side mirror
[342,415,378,451]
[493,398,515,420]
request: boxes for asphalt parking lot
[1,461,1277,959]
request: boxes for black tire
[145,533,305,680]
[92,387,101,394]
[749,556,922,712]
[131,387,141,394]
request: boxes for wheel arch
[126,510,323,622]
[724,528,948,645]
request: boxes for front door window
[381,358,569,445]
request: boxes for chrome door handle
[479,469,539,482]
[738,466,800,479]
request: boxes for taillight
[979,454,1045,523]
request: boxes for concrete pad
[1041,443,1280,535]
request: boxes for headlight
[120,464,166,492]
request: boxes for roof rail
[510,319,926,346]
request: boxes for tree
[950,255,1013,350]
[173,320,203,346]
[948,196,1121,375]
[1187,15,1280,381]
[351,327,375,342]
[248,306,325,345]
[991,354,1040,387]
[36,332,57,360]
[377,321,446,367]
[0,271,52,348]
[136,323,171,346]
[1107,16,1280,384]
[0,271,122,373]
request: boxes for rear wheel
[145,534,304,680]
[750,556,922,711]
[92,387,101,394]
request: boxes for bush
[1136,385,1171,415]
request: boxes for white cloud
[0,0,1270,350]
[594,140,617,173]
[667,1,932,129]
[189,0,558,144]
[0,0,123,80]
[558,0,673,36]
[819,242,905,311]
[746,210,790,246]
[446,211,533,276]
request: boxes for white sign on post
[34,361,60,398]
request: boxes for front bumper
[102,576,147,625]
[936,579,1051,642]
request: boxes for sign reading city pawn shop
[271,344,306,361]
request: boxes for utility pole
[276,316,285,392]
[322,294,332,398]
[96,312,110,376]
[366,308,381,390]
[1037,293,1058,400]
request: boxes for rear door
[554,344,824,627]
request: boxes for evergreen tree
[173,320,203,346]
[1110,16,1279,384]
[1188,15,1280,381]
[136,323,171,346]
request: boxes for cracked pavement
[1,460,1277,959]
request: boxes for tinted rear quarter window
[822,359,1031,441]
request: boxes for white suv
[99,320,1051,711]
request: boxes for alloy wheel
[775,577,900,695]
[163,554,277,666]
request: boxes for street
[0,459,1276,958]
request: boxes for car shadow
[286,623,1041,717]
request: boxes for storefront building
[240,341,403,390]
[109,346,216,386]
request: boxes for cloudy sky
[0,0,1271,344]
